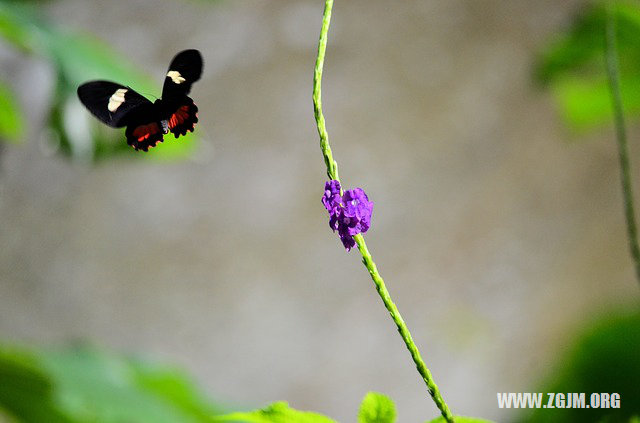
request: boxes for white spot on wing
[107,88,128,112]
[167,70,186,84]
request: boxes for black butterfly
[77,49,203,151]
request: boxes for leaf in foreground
[212,401,336,423]
[358,392,396,423]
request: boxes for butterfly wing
[161,49,203,98]
[161,49,202,139]
[78,81,165,151]
[166,97,198,138]
[125,121,165,151]
[77,81,153,128]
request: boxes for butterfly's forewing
[77,81,153,128]
[78,81,164,151]
[161,49,203,98]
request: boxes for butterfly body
[77,49,202,151]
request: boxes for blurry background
[1,0,639,422]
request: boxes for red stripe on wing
[125,122,164,151]
[168,101,198,138]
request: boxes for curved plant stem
[313,0,339,183]
[605,3,640,286]
[312,1,455,421]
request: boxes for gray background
[1,0,637,421]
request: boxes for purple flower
[322,180,342,213]
[322,180,373,251]
[343,188,373,235]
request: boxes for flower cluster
[322,180,373,251]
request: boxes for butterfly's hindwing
[125,122,165,151]
[77,81,153,127]
[167,97,199,138]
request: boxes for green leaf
[0,344,227,423]
[0,1,153,90]
[550,74,640,132]
[37,345,211,423]
[426,417,495,423]
[535,2,640,84]
[0,2,35,53]
[0,347,72,423]
[516,309,640,423]
[535,1,640,132]
[0,81,24,142]
[358,392,396,423]
[212,401,337,423]
[131,359,223,420]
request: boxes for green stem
[313,0,339,182]
[312,1,455,421]
[354,235,455,422]
[605,3,640,286]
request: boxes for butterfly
[77,49,203,151]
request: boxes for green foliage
[212,401,337,423]
[535,1,640,132]
[426,417,494,423]
[0,344,223,422]
[0,0,198,161]
[0,343,496,423]
[2,344,386,423]
[132,359,220,420]
[358,392,396,423]
[0,81,24,143]
[0,348,72,422]
[517,308,640,423]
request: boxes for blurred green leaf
[212,401,337,423]
[550,74,640,131]
[536,1,640,132]
[426,417,495,423]
[0,3,34,52]
[0,344,224,423]
[0,81,24,142]
[0,2,154,90]
[0,348,73,422]
[131,359,222,420]
[516,308,640,423]
[0,0,199,161]
[38,345,218,423]
[358,392,396,423]
[536,1,640,83]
